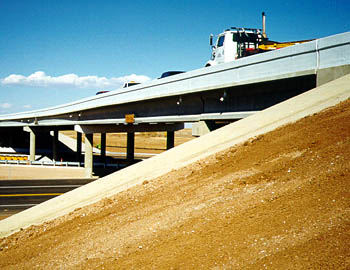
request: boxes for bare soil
[0,99,349,269]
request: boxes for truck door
[215,35,225,64]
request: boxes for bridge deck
[0,32,349,127]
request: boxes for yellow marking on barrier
[0,193,63,197]
[0,155,28,161]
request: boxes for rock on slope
[0,99,349,269]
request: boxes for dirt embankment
[0,100,349,269]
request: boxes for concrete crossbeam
[74,123,184,134]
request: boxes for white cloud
[0,103,12,109]
[23,104,32,109]
[1,71,151,89]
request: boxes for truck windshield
[233,32,260,44]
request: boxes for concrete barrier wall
[0,165,86,180]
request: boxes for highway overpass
[0,31,349,177]
[1,71,350,238]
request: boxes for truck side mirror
[209,34,213,46]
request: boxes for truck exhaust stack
[262,12,267,38]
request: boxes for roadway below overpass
[0,179,95,219]
[1,73,350,238]
[0,123,184,178]
[0,31,349,177]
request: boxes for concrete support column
[52,130,59,161]
[127,132,135,163]
[76,132,82,163]
[84,133,93,178]
[166,131,175,150]
[29,129,36,162]
[100,133,106,163]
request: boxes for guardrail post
[84,133,93,178]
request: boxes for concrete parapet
[0,164,86,180]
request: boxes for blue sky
[0,0,349,114]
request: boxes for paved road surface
[0,179,95,219]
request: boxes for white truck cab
[204,12,310,67]
[205,28,264,67]
[205,12,270,67]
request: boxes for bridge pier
[73,123,184,175]
[23,126,75,162]
[52,130,59,161]
[100,133,106,163]
[84,133,93,178]
[166,131,174,149]
[5,122,182,177]
[127,132,135,163]
[29,128,36,162]
[74,126,94,177]
[76,132,82,163]
[22,126,37,161]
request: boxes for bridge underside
[14,74,316,126]
[0,125,183,178]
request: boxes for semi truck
[205,12,312,67]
